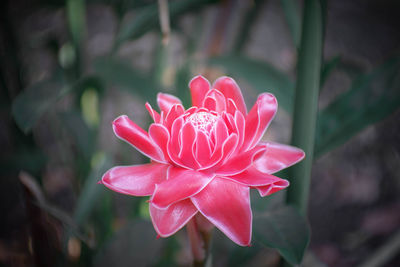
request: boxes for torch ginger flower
[101,76,304,246]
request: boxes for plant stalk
[187,215,212,267]
[286,0,323,214]
[66,0,86,78]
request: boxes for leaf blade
[253,206,310,265]
[12,79,69,133]
[280,0,301,48]
[315,57,400,157]
[209,55,294,113]
[114,0,217,48]
[94,56,157,105]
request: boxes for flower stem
[187,215,212,267]
[66,0,86,79]
[286,0,323,215]
[282,1,322,266]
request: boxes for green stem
[286,0,323,215]
[66,0,86,78]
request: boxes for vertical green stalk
[66,0,86,78]
[158,0,171,46]
[286,0,323,215]
[152,0,171,90]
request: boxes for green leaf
[114,0,217,49]
[12,75,101,134]
[59,110,93,160]
[175,62,193,108]
[280,0,301,48]
[233,0,264,53]
[253,206,310,265]
[67,0,86,47]
[0,147,46,176]
[227,241,263,266]
[74,153,113,226]
[209,55,294,113]
[12,78,70,133]
[94,219,164,267]
[320,55,341,88]
[94,56,158,105]
[315,57,400,157]
[80,88,100,127]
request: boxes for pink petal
[216,145,266,175]
[203,89,226,113]
[102,163,168,196]
[113,115,165,162]
[211,118,229,155]
[224,166,289,187]
[219,133,239,162]
[201,133,239,171]
[151,167,214,209]
[227,98,238,115]
[254,142,305,174]
[189,75,210,107]
[203,96,216,112]
[178,122,200,169]
[256,179,290,197]
[213,76,247,115]
[145,103,161,123]
[196,131,212,167]
[234,111,245,150]
[184,106,198,116]
[149,199,197,237]
[149,123,170,162]
[242,93,277,151]
[222,112,236,133]
[157,93,182,114]
[167,117,188,168]
[191,177,252,246]
[164,104,185,130]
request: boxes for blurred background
[1,0,400,266]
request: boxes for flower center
[187,112,218,133]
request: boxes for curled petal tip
[157,93,182,114]
[259,92,277,103]
[254,142,306,174]
[189,76,211,107]
[189,75,207,83]
[112,115,131,131]
[213,76,234,84]
[213,76,247,115]
[188,75,209,89]
[300,150,306,160]
[256,178,290,197]
[97,180,103,184]
[113,114,128,122]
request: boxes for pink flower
[101,76,304,246]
